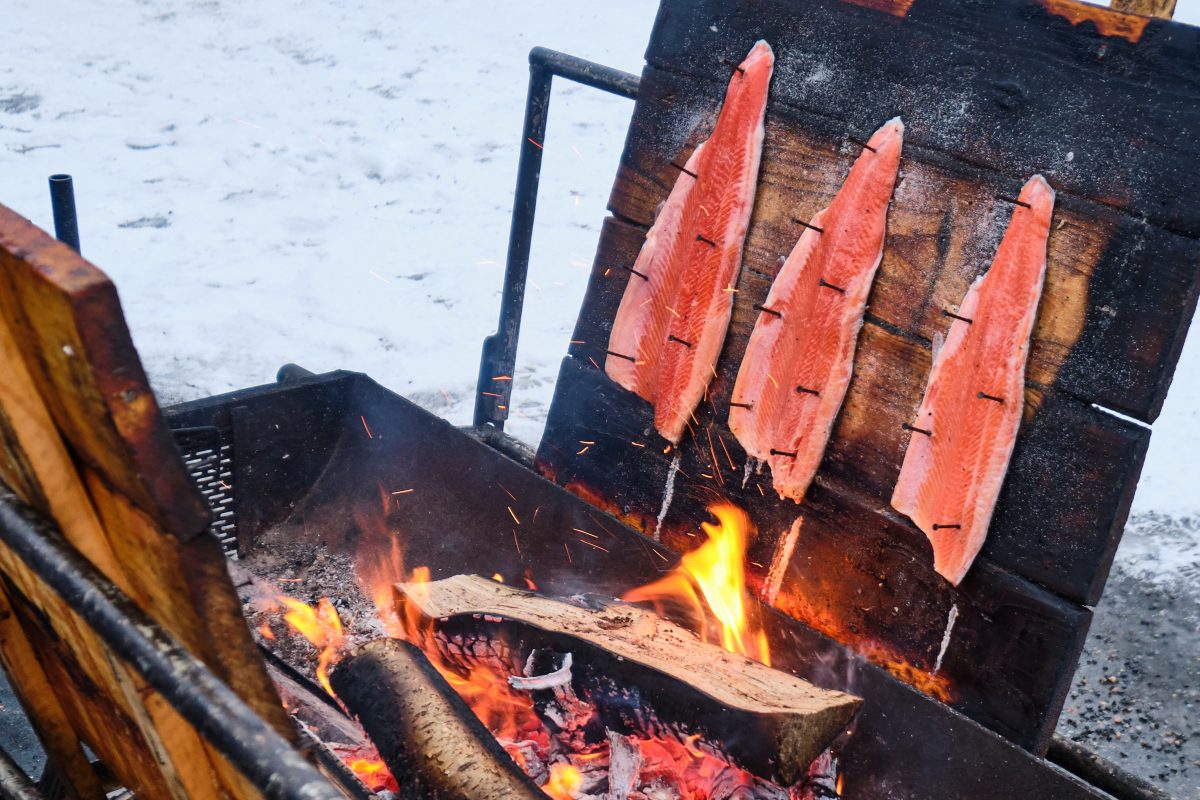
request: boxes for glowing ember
[624,502,770,664]
[542,762,583,799]
[346,756,398,794]
[279,596,344,697]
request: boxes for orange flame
[624,503,769,664]
[279,596,344,697]
[543,763,583,800]
[346,757,397,793]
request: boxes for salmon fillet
[891,175,1055,585]
[605,41,774,444]
[729,118,904,502]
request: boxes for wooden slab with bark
[393,574,861,783]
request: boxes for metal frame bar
[47,175,80,254]
[0,488,342,800]
[473,47,640,429]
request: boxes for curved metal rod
[473,48,640,429]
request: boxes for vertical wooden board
[82,471,298,744]
[536,356,1092,749]
[0,205,208,538]
[0,298,294,747]
[560,213,1150,603]
[642,0,1200,236]
[607,66,1200,423]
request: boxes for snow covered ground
[1,0,1198,791]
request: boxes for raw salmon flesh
[891,175,1055,585]
[605,40,774,444]
[729,118,904,502]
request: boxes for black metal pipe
[276,363,317,384]
[473,49,640,429]
[0,489,341,800]
[1047,735,1174,800]
[47,176,80,254]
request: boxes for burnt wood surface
[537,0,1200,752]
[331,638,546,800]
[396,574,862,784]
[188,371,1112,799]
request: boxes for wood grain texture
[396,574,861,782]
[607,67,1200,423]
[1109,0,1176,21]
[541,0,1200,750]
[570,219,1149,606]
[0,207,291,795]
[0,583,102,800]
[643,0,1200,238]
[0,205,208,538]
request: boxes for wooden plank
[538,355,1095,751]
[540,0,1200,748]
[565,218,1149,604]
[607,67,1200,423]
[0,557,189,799]
[0,305,293,745]
[0,584,102,800]
[641,0,1200,237]
[0,210,289,796]
[0,205,208,537]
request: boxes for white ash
[510,651,574,690]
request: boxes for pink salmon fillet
[605,41,774,444]
[729,118,904,502]
[891,175,1055,585]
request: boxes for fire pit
[0,0,1195,797]
[164,370,1123,799]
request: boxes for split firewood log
[393,574,861,784]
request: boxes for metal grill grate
[172,426,238,558]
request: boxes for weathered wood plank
[0,584,102,800]
[545,0,1200,750]
[642,0,1200,237]
[1110,0,1176,20]
[0,205,209,537]
[538,354,1096,751]
[566,217,1149,604]
[608,66,1200,423]
[0,207,292,795]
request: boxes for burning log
[394,574,861,785]
[329,637,546,800]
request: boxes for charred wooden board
[539,356,1093,750]
[539,0,1200,752]
[564,221,1150,606]
[395,574,861,784]
[602,67,1200,426]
